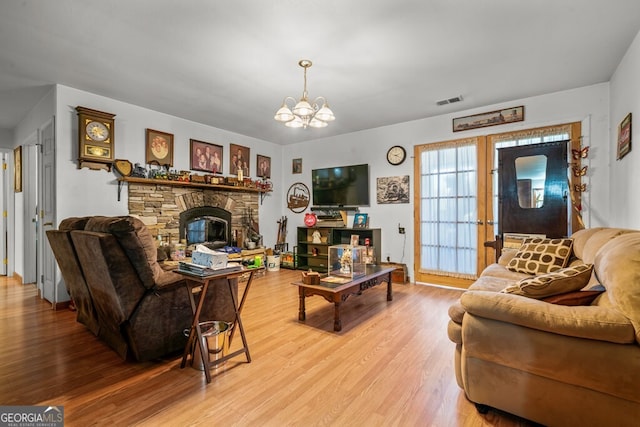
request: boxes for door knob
[476,220,484,225]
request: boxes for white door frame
[40,117,60,306]
[23,138,38,285]
[0,150,8,276]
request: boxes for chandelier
[274,60,335,129]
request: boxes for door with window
[414,123,581,287]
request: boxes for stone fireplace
[179,206,231,249]
[126,182,259,246]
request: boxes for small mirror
[515,155,547,208]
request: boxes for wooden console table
[178,267,258,383]
[292,265,395,332]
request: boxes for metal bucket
[187,321,232,371]
[266,255,280,271]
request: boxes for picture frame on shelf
[350,234,360,246]
[230,143,250,177]
[617,112,632,160]
[292,158,302,174]
[190,139,223,173]
[145,129,173,166]
[257,154,271,178]
[353,213,368,228]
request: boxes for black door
[498,141,569,238]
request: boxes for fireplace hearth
[125,183,259,247]
[180,207,231,249]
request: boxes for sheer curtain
[419,138,477,279]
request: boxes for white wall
[11,86,55,279]
[286,83,612,277]
[54,85,283,247]
[609,30,640,229]
[7,69,629,284]
[0,128,13,148]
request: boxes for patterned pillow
[502,264,593,298]
[506,237,573,275]
[542,289,604,306]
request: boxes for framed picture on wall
[617,112,632,160]
[190,139,223,173]
[230,143,250,177]
[14,146,22,193]
[145,129,173,166]
[292,158,302,174]
[257,155,271,178]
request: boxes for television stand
[296,226,381,272]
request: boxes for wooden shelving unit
[117,177,271,202]
[296,226,382,272]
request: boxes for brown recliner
[46,217,100,336]
[49,215,237,362]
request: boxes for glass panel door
[417,139,478,281]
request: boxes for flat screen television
[311,163,370,207]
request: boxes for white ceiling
[1,1,639,145]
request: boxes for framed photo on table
[145,129,173,166]
[353,213,368,228]
[190,139,223,173]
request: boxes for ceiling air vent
[436,95,463,106]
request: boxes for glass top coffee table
[292,265,395,332]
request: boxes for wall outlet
[398,226,405,234]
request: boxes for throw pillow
[506,237,573,275]
[542,289,604,306]
[502,263,593,298]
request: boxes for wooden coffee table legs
[333,301,342,331]
[296,270,393,332]
[298,291,306,321]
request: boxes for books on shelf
[178,261,242,277]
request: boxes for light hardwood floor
[0,269,537,426]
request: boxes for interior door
[498,141,569,238]
[0,152,6,275]
[40,118,59,305]
[23,136,38,284]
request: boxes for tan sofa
[448,228,640,426]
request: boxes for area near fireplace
[125,182,260,248]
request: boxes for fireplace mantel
[117,177,271,203]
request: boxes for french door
[414,123,581,288]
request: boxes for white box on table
[191,250,228,269]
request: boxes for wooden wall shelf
[117,177,271,202]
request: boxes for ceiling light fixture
[274,60,335,129]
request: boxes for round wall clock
[286,182,310,213]
[386,145,406,165]
[86,121,110,141]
